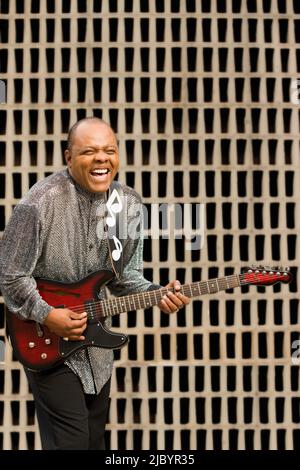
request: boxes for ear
[64,149,71,168]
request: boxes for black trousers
[25,364,111,450]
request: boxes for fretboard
[97,274,241,318]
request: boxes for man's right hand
[44,308,87,341]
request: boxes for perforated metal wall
[0,0,299,450]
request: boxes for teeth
[92,169,109,175]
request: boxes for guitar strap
[105,181,124,280]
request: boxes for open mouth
[89,168,111,181]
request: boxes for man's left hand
[158,280,190,314]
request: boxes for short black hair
[67,117,112,150]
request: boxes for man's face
[64,121,119,193]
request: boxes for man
[0,117,189,450]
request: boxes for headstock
[241,265,293,286]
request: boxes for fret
[120,296,125,312]
[161,288,168,297]
[95,274,245,320]
[185,283,196,297]
[118,297,126,312]
[182,285,188,297]
[144,291,151,309]
[143,293,148,309]
[135,293,141,310]
[192,283,200,296]
[231,276,238,289]
[195,282,201,296]
[154,289,162,306]
[110,299,118,315]
[108,299,112,315]
[207,279,218,294]
[124,295,131,312]
[137,294,144,310]
[122,296,127,313]
[140,293,145,309]
[200,281,209,295]
[217,277,226,291]
[228,275,239,289]
[114,297,120,315]
[128,295,135,311]
[114,297,118,314]
[105,299,117,316]
[146,292,152,308]
[154,290,158,305]
[223,277,229,290]
[105,299,111,316]
[227,277,233,289]
[101,301,106,317]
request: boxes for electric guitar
[6,266,292,371]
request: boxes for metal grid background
[0,0,299,450]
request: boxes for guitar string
[68,273,241,314]
[58,273,285,318]
[67,273,285,317]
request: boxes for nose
[94,150,108,161]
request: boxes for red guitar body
[5,265,292,371]
[6,270,128,371]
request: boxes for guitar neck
[100,273,242,318]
